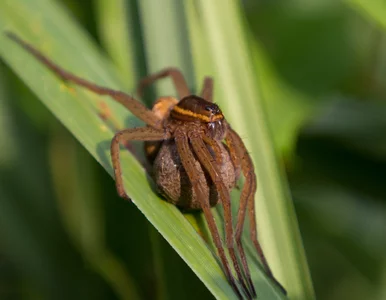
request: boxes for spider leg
[227,127,287,296]
[189,134,252,299]
[136,67,190,99]
[202,135,222,165]
[200,77,214,102]
[226,129,256,297]
[224,131,241,181]
[174,131,243,300]
[247,184,287,295]
[6,32,160,129]
[111,127,170,199]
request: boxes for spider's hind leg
[6,32,159,128]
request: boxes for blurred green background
[1,0,386,299]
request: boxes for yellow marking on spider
[173,106,223,122]
[153,96,178,119]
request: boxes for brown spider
[7,32,286,299]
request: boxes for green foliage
[0,0,305,299]
[1,0,385,300]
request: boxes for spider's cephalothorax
[170,95,227,140]
[7,32,287,300]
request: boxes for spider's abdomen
[152,140,236,211]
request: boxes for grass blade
[345,0,386,30]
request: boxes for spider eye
[205,105,212,111]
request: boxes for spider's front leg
[226,127,287,296]
[174,130,244,299]
[190,132,254,299]
[111,127,170,199]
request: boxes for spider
[7,32,286,299]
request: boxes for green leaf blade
[0,0,309,298]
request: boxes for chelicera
[7,32,286,299]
